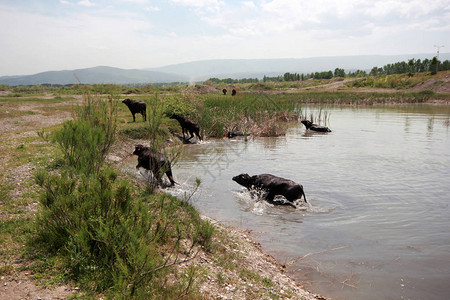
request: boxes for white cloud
[170,0,224,12]
[88,44,110,50]
[145,6,160,12]
[366,0,444,18]
[242,1,256,9]
[78,0,95,7]
[120,0,149,3]
[0,0,448,75]
[198,0,450,39]
[171,0,222,6]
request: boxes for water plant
[298,106,332,125]
[185,93,301,137]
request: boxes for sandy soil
[0,272,76,300]
[410,72,450,93]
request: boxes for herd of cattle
[122,98,332,208]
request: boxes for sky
[1,0,449,76]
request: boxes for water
[132,105,450,300]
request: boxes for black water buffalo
[169,128,198,144]
[222,88,227,95]
[133,144,175,186]
[231,89,237,96]
[232,173,307,207]
[301,120,331,132]
[170,114,202,141]
[227,131,249,138]
[122,98,146,122]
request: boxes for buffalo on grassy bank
[122,98,146,122]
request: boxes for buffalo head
[232,173,252,188]
[133,144,146,156]
[301,120,313,129]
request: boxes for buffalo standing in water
[232,173,307,208]
[301,120,331,132]
[133,144,175,186]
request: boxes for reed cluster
[187,94,300,137]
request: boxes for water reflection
[256,136,287,150]
[427,116,434,133]
[301,130,332,138]
[404,115,410,133]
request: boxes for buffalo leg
[265,193,296,208]
[265,193,275,202]
[196,131,202,140]
[187,131,194,140]
[165,169,175,186]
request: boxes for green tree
[430,57,439,75]
[334,68,346,77]
[408,58,416,75]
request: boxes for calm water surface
[163,105,449,300]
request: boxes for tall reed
[192,94,300,137]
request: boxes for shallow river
[148,105,450,300]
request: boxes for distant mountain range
[0,66,188,86]
[1,53,449,86]
[147,53,450,80]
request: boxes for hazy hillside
[0,66,188,86]
[1,53,449,86]
[148,53,450,80]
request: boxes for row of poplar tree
[209,58,450,84]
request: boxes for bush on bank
[31,94,214,298]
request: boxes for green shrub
[194,220,216,252]
[417,89,435,97]
[51,94,117,175]
[162,95,197,117]
[414,89,436,102]
[145,95,183,190]
[120,125,150,139]
[32,93,206,297]
[35,167,164,293]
